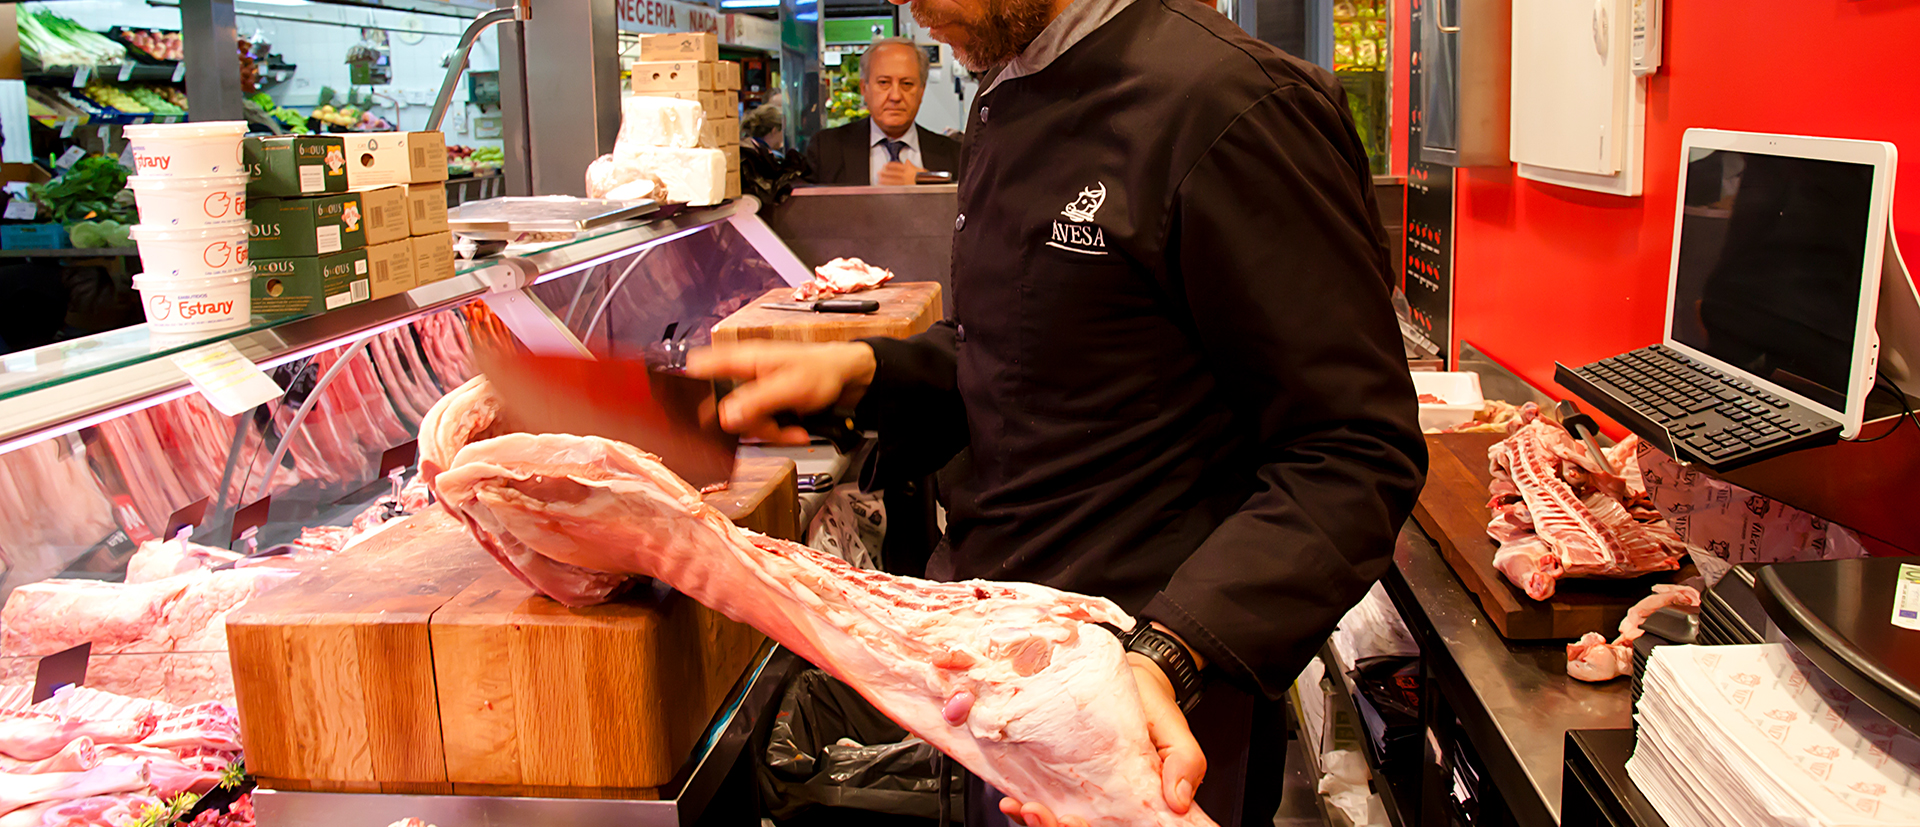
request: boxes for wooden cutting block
[711,282,943,345]
[229,457,797,795]
[431,456,794,795]
[227,507,485,795]
[1412,433,1676,640]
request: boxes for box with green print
[251,249,372,319]
[247,193,367,258]
[244,135,348,198]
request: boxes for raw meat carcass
[124,539,243,584]
[421,379,1216,827]
[0,763,150,819]
[1566,584,1702,682]
[792,257,894,302]
[28,791,162,827]
[1485,405,1684,600]
[0,737,97,774]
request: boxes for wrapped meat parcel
[419,377,1218,827]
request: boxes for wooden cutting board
[228,456,796,796]
[710,282,943,345]
[1412,433,1672,640]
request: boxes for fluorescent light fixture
[720,0,780,7]
[236,0,312,7]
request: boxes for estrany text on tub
[179,299,235,319]
[135,154,171,172]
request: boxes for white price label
[170,343,285,417]
[171,62,186,83]
[71,66,89,88]
[1895,563,1920,631]
[120,142,135,170]
[4,199,37,221]
[58,117,77,138]
[55,146,85,170]
[97,125,110,143]
[117,63,134,82]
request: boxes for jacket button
[980,106,990,124]
[955,213,966,231]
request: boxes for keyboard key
[1787,423,1810,435]
[1730,411,1750,421]
[1751,431,1790,447]
[1657,404,1684,419]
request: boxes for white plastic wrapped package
[621,146,727,206]
[584,154,663,200]
[614,96,706,151]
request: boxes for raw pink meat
[1565,584,1702,682]
[0,714,152,761]
[422,382,1216,827]
[1484,405,1683,599]
[0,738,97,774]
[32,792,162,827]
[142,703,240,754]
[791,257,894,301]
[124,539,243,584]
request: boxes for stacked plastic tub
[124,121,253,338]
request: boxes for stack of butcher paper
[586,33,736,205]
[1628,644,1920,827]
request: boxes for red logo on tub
[203,241,234,268]
[135,153,170,172]
[180,300,234,319]
[204,191,233,218]
[148,296,172,320]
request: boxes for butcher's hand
[996,642,1208,827]
[684,341,876,444]
[876,160,924,187]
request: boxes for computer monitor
[1664,129,1898,439]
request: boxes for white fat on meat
[0,762,148,818]
[420,380,1218,827]
[124,539,243,584]
[23,791,162,827]
[792,257,895,302]
[1565,584,1702,682]
[1483,404,1684,600]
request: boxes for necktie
[881,139,907,163]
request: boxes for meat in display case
[0,198,811,825]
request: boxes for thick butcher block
[227,457,797,796]
[1413,433,1672,640]
[710,282,943,345]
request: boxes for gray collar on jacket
[981,0,1137,98]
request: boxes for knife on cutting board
[480,350,864,489]
[762,299,881,314]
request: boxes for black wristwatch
[1123,624,1205,715]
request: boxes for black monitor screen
[1668,148,1876,411]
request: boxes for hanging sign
[722,13,781,52]
[615,0,721,35]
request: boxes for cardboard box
[364,239,417,300]
[706,117,739,148]
[353,185,409,246]
[724,174,741,202]
[630,60,715,92]
[411,232,456,286]
[248,194,366,258]
[245,136,348,198]
[723,144,739,173]
[639,89,736,120]
[405,182,450,236]
[718,60,741,91]
[251,249,371,319]
[639,33,718,62]
[344,131,449,188]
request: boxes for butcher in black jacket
[692,0,1426,824]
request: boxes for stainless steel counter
[1384,522,1632,826]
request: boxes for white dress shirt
[868,119,924,186]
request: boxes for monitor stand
[1864,233,1920,425]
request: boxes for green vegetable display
[17,7,127,67]
[28,155,137,226]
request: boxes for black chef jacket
[854,0,1427,700]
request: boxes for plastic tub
[126,174,249,228]
[130,224,249,279]
[124,121,247,178]
[1412,371,1486,432]
[133,271,250,334]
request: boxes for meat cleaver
[478,349,740,489]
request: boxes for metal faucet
[427,0,532,132]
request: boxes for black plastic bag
[760,668,956,823]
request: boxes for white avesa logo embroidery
[1060,182,1107,222]
[1048,182,1111,256]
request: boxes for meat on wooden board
[421,377,1217,827]
[1484,404,1684,600]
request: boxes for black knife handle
[814,299,880,314]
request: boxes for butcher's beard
[912,0,1053,72]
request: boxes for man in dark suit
[806,38,962,186]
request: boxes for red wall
[1445,0,1920,397]
[1406,1,1920,550]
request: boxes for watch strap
[1125,625,1204,715]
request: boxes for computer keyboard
[1570,345,1841,467]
